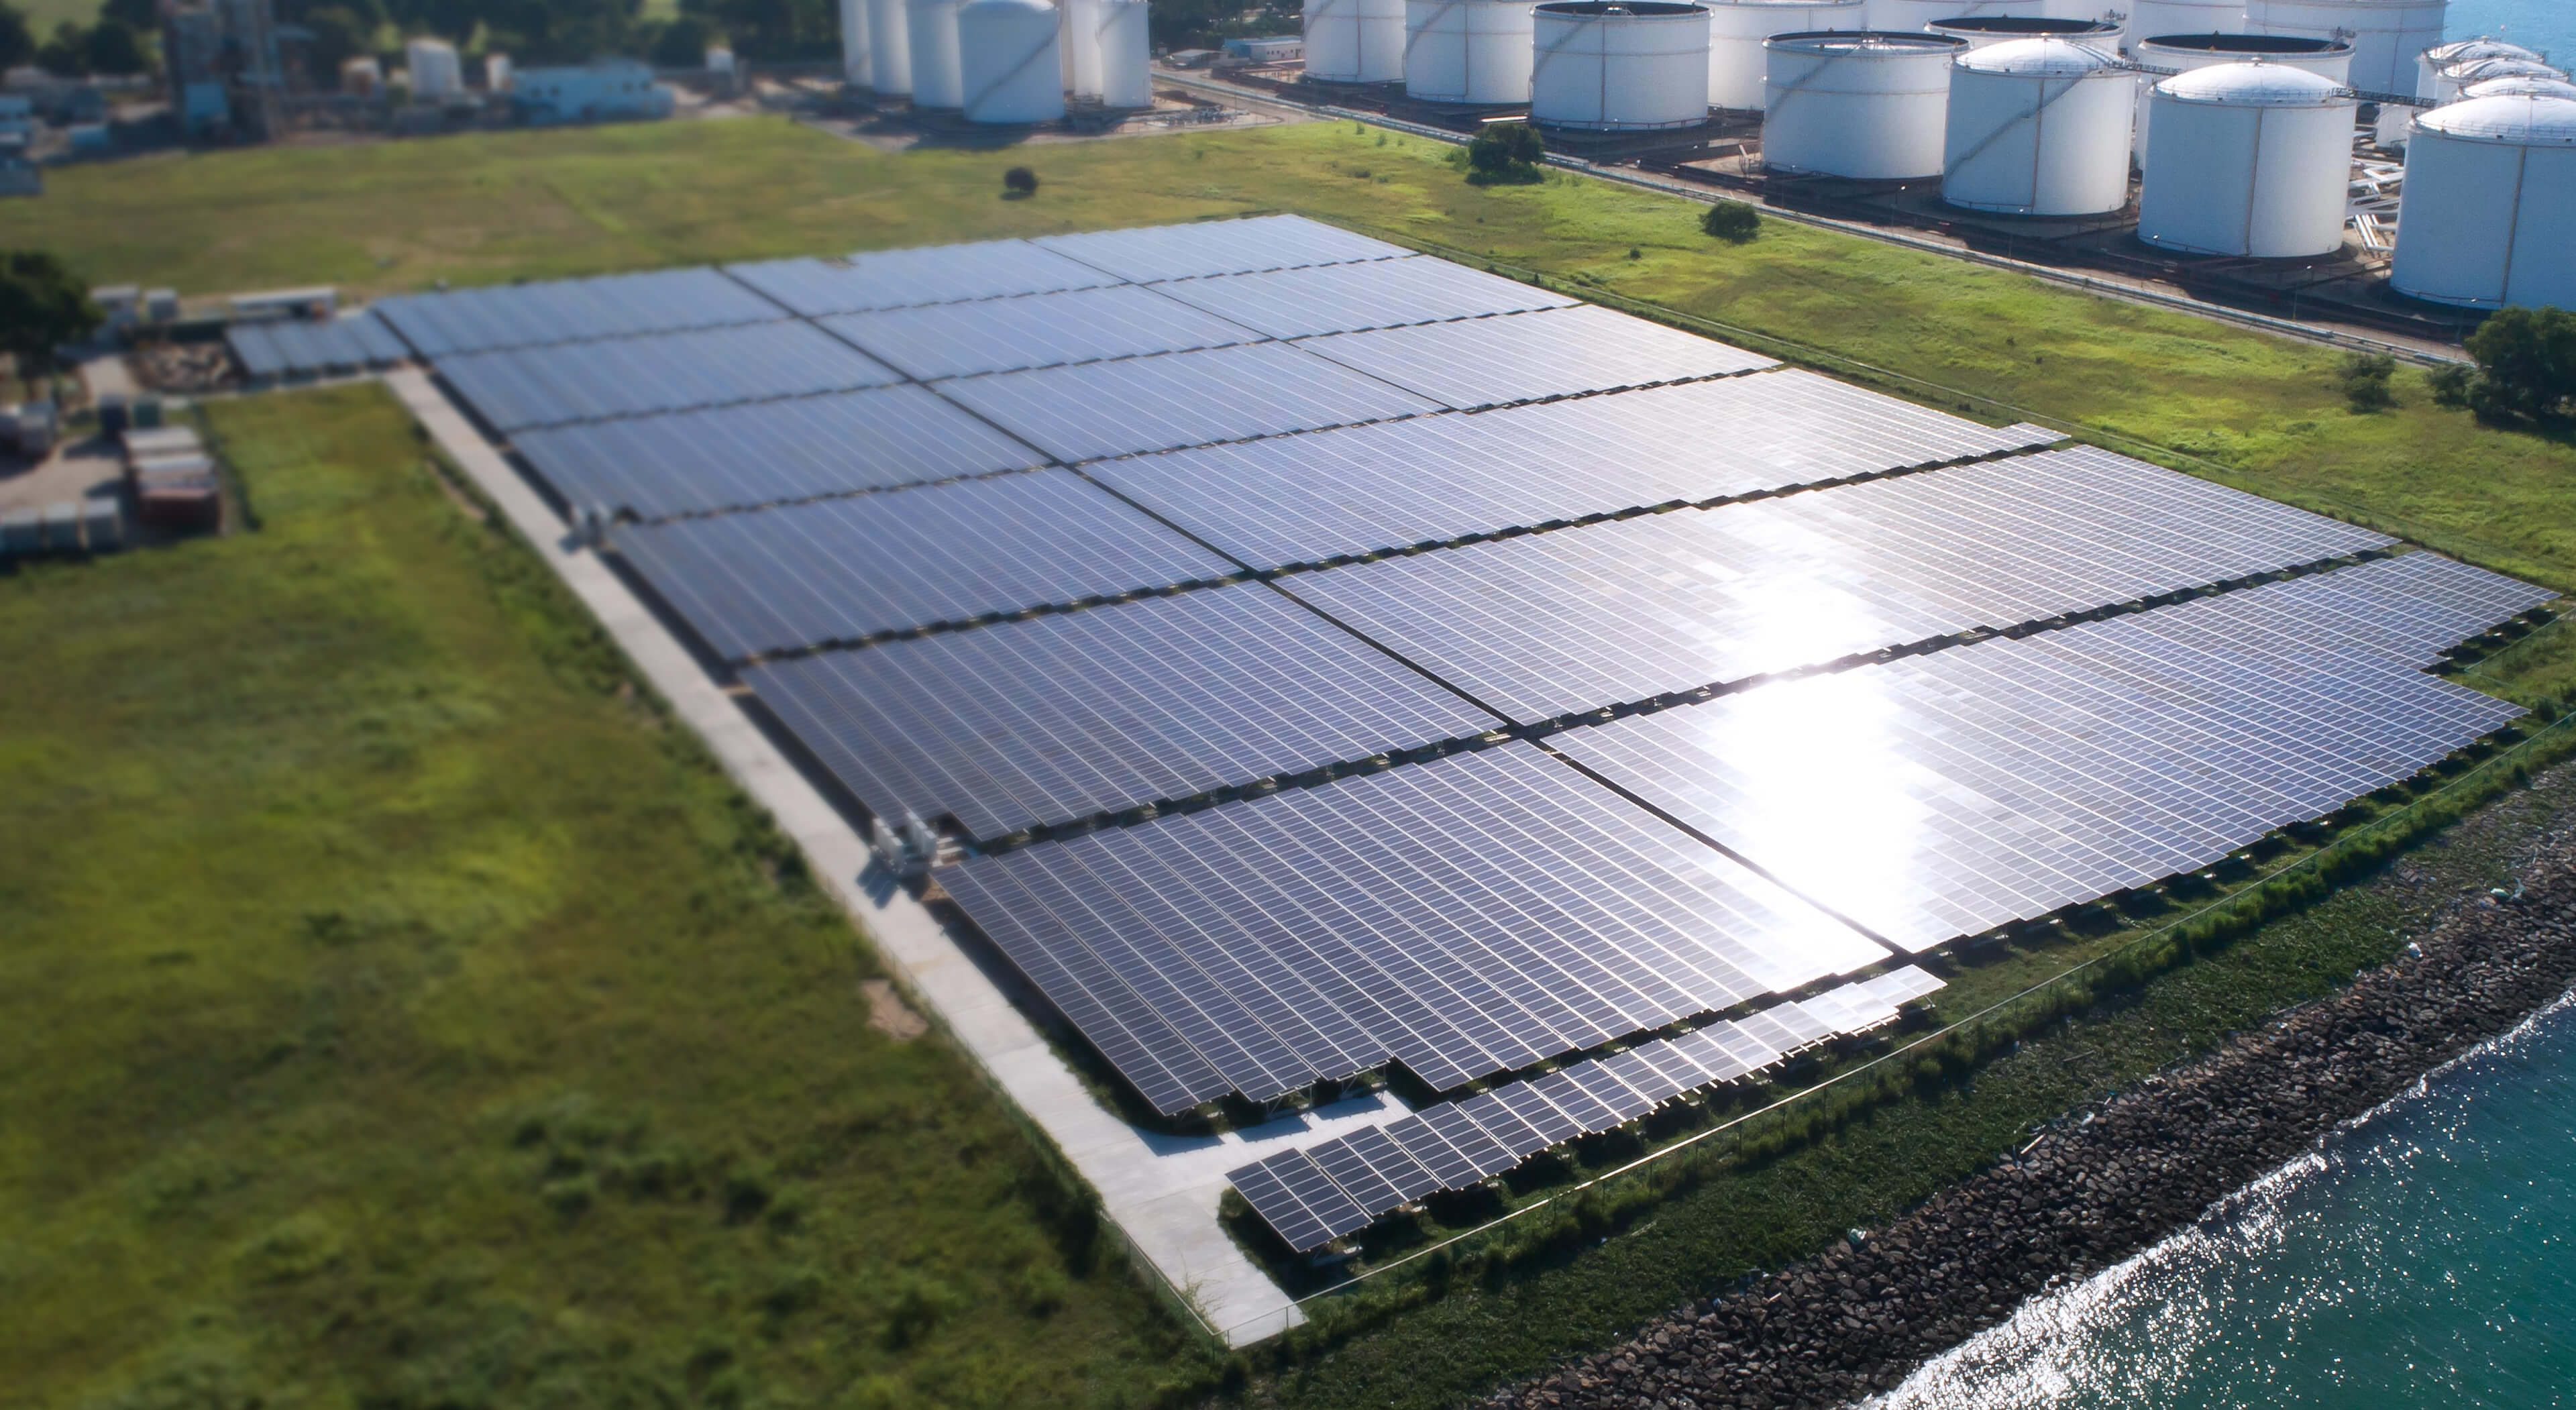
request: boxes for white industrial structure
[2121,0,2249,52]
[1405,0,1544,103]
[2138,62,2357,256]
[2418,36,2540,95]
[1060,0,1103,100]
[2380,46,2564,148]
[1531,1,1713,129]
[961,0,1067,119]
[1305,0,1409,80]
[1764,30,1966,178]
[1941,37,2135,214]
[908,0,967,106]
[841,0,871,85]
[406,37,463,99]
[1863,0,2043,28]
[2390,94,2576,309]
[2131,33,2351,162]
[869,0,913,93]
[1705,0,1864,109]
[485,53,511,91]
[1098,0,1154,106]
[2432,56,2567,104]
[1925,15,2120,50]
[2244,0,2445,97]
[2460,74,2576,102]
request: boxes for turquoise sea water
[1874,990,2576,1410]
[2447,1,2575,62]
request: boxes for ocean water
[2447,1,2576,62]
[1872,989,2576,1410]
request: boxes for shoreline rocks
[1480,845,2576,1410]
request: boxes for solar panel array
[439,322,900,431]
[227,312,411,378]
[1282,446,2396,724]
[1295,304,1778,410]
[940,742,1890,1114]
[1030,213,1415,282]
[742,584,1503,842]
[1148,256,1580,338]
[1556,554,2551,952]
[726,239,1121,315]
[1230,967,1945,1251]
[822,284,1265,381]
[378,268,780,356]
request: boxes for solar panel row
[938,742,1890,1114]
[820,283,1267,382]
[1282,446,2397,724]
[725,239,1122,315]
[1030,213,1415,282]
[613,470,1238,661]
[1293,304,1778,411]
[377,267,782,356]
[439,322,901,432]
[1145,256,1580,339]
[741,583,1504,843]
[227,312,411,378]
[1088,371,2060,571]
[1229,967,1945,1252]
[1556,554,2551,952]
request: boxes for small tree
[2462,305,2576,425]
[1701,201,1760,243]
[83,17,146,74]
[1002,166,1038,198]
[2335,352,2396,413]
[0,250,101,390]
[1466,122,1544,185]
[0,2,35,72]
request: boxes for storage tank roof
[2157,61,2350,106]
[1766,30,1964,56]
[1929,15,2116,35]
[2447,58,2569,85]
[2426,37,2542,68]
[1534,1,1707,15]
[2418,94,2576,146]
[2137,32,2351,56]
[2461,74,2576,101]
[961,0,1051,13]
[1958,36,2124,77]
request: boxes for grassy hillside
[0,384,1203,1410]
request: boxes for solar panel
[739,583,1503,842]
[1389,1109,1496,1189]
[1456,1091,1551,1159]
[227,311,411,377]
[612,470,1238,660]
[439,322,902,432]
[513,385,1045,519]
[1146,255,1579,338]
[1294,304,1778,410]
[1232,1147,1372,1252]
[820,284,1267,381]
[1554,555,2542,953]
[1034,213,1412,282]
[376,268,782,356]
[929,341,1442,464]
[938,742,1887,1114]
[1088,372,2061,571]
[723,239,1120,315]
[1281,445,2397,724]
[1342,1124,1445,1203]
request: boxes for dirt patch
[863,978,929,1042]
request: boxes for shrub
[2336,352,2396,412]
[1002,166,1039,197]
[2462,305,2576,423]
[1701,201,1760,243]
[2428,361,2476,409]
[1466,123,1545,184]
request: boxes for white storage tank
[2418,37,2539,97]
[1764,30,1966,177]
[1863,0,2043,28]
[2459,74,2576,102]
[1532,1,1713,129]
[2244,0,2445,97]
[1705,0,1864,111]
[2390,94,2576,309]
[2434,56,2567,104]
[908,0,967,106]
[869,0,913,93]
[1097,0,1154,106]
[2121,0,2247,51]
[841,0,872,85]
[2131,32,2351,162]
[1942,37,2135,213]
[407,38,463,98]
[1306,0,1408,80]
[961,0,1067,120]
[2139,62,2358,256]
[1060,0,1103,99]
[1925,15,2120,50]
[1405,0,1542,104]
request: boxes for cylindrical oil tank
[2131,32,2351,161]
[2418,37,2538,97]
[2435,56,2567,104]
[1941,37,2135,213]
[1405,0,1541,103]
[2390,95,2576,309]
[2460,74,2576,102]
[841,0,872,85]
[2383,54,2564,147]
[2139,62,2358,256]
[907,0,966,106]
[1705,0,1864,109]
[1307,0,1409,80]
[961,0,1066,121]
[1764,30,1966,176]
[1097,0,1153,105]
[868,0,912,92]
[1863,0,2042,30]
[1060,0,1104,99]
[2244,0,2445,97]
[1532,1,1712,129]
[1925,15,2120,50]
[2121,0,2246,51]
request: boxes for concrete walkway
[388,369,1383,1348]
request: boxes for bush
[2428,361,2475,409]
[2336,352,2396,413]
[1701,201,1760,243]
[2461,305,2576,424]
[1466,122,1544,185]
[1002,166,1038,197]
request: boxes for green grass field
[0,385,1203,1410]
[15,116,2576,1409]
